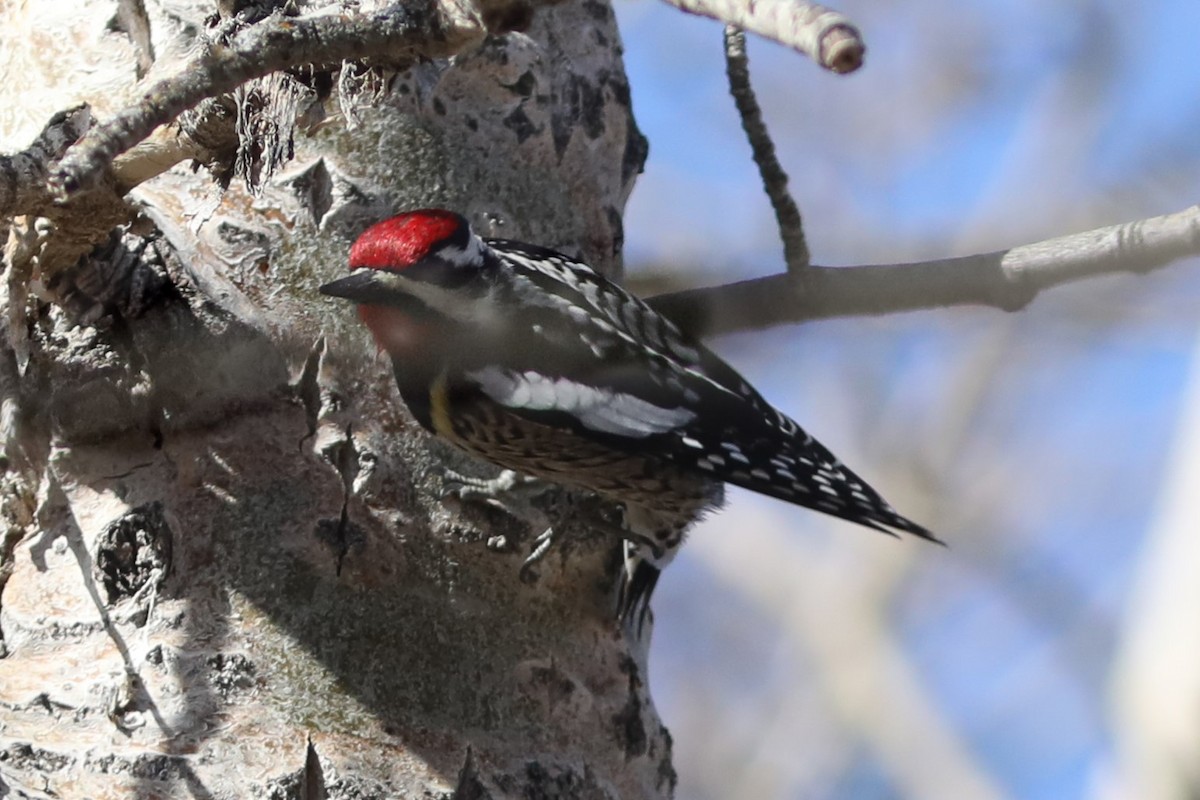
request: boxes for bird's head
[321,209,486,299]
[320,209,490,353]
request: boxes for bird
[319,209,937,628]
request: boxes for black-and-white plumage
[319,210,938,627]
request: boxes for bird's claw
[442,468,543,503]
[518,527,556,584]
[443,468,517,500]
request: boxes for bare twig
[0,106,91,218]
[724,26,809,270]
[649,206,1200,338]
[114,0,156,78]
[664,0,864,73]
[51,2,486,198]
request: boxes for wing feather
[460,240,936,541]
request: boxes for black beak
[320,261,474,307]
[318,270,391,304]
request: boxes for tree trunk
[0,1,666,797]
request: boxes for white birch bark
[0,1,667,797]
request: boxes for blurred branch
[666,0,864,73]
[649,205,1200,338]
[1109,332,1200,799]
[724,26,810,269]
[50,0,531,198]
[692,522,1005,799]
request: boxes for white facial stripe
[363,268,499,327]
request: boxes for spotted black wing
[468,239,937,541]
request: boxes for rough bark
[0,1,666,798]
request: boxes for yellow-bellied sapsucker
[320,210,937,626]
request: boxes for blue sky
[612,1,1200,797]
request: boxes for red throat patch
[357,304,430,356]
[349,210,461,271]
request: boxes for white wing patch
[468,366,697,438]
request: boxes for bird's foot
[444,469,568,581]
[443,468,543,503]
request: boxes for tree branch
[50,1,500,198]
[664,0,864,73]
[724,25,809,269]
[0,106,91,218]
[648,206,1200,338]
